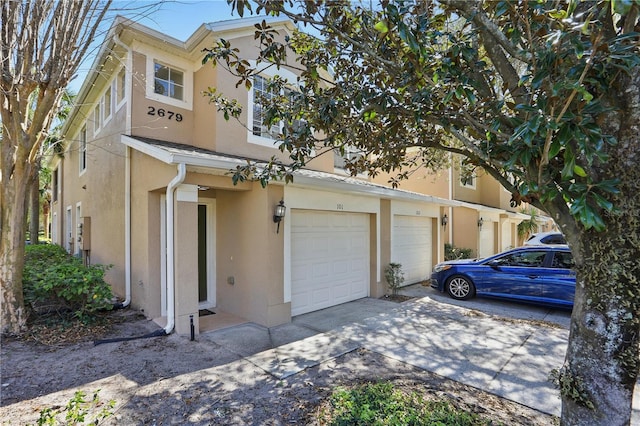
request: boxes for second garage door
[291,210,369,316]
[392,215,433,285]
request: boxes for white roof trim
[121,135,460,207]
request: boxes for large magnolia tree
[0,1,111,334]
[207,0,640,424]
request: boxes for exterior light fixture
[441,214,448,227]
[273,199,286,233]
[477,217,484,229]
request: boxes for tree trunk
[29,171,39,244]
[42,199,50,241]
[556,64,640,426]
[0,160,32,335]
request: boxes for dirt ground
[1,309,558,425]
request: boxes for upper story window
[116,66,126,106]
[52,167,59,202]
[154,62,184,101]
[142,46,193,110]
[252,75,280,140]
[79,126,87,174]
[93,104,101,134]
[334,145,364,170]
[248,69,304,148]
[459,159,476,189]
[103,85,112,123]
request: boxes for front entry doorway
[198,199,216,309]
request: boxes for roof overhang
[121,135,460,207]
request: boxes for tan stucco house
[49,16,551,336]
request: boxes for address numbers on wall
[147,106,183,122]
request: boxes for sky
[70,0,252,93]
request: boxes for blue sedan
[430,245,575,309]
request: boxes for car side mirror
[487,260,502,269]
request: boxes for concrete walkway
[202,285,640,421]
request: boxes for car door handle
[528,275,539,279]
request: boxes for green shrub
[384,263,404,296]
[322,382,490,425]
[23,244,113,323]
[444,243,474,261]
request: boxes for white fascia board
[205,16,294,34]
[170,153,246,169]
[121,136,174,164]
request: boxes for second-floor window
[52,167,58,202]
[103,85,112,123]
[252,75,279,139]
[334,145,364,170]
[79,126,87,173]
[460,160,476,189]
[154,62,184,101]
[94,104,101,134]
[117,67,126,105]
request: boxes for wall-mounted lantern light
[477,217,484,229]
[273,199,286,233]
[441,214,448,227]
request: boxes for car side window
[551,252,574,269]
[494,251,547,267]
[542,234,566,244]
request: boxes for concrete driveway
[201,284,639,421]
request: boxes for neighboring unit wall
[451,207,479,257]
[370,166,450,200]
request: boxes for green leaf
[364,110,377,122]
[374,20,389,33]
[562,148,576,179]
[548,9,568,19]
[592,193,613,211]
[573,165,587,177]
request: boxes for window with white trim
[252,75,279,139]
[334,145,364,170]
[103,85,112,123]
[154,62,184,101]
[93,104,101,134]
[52,167,59,202]
[460,160,476,189]
[79,126,87,173]
[117,66,126,106]
[248,73,308,148]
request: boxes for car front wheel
[446,275,475,300]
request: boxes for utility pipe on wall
[165,163,186,335]
[115,32,133,308]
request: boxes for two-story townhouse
[50,15,472,336]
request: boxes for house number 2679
[147,106,183,122]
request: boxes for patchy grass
[317,381,497,425]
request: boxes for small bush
[384,263,404,296]
[444,243,474,261]
[23,244,113,323]
[321,382,491,425]
[33,389,115,425]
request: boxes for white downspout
[122,146,132,307]
[115,33,133,308]
[165,163,186,334]
[448,156,454,242]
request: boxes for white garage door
[392,215,433,285]
[291,210,369,316]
